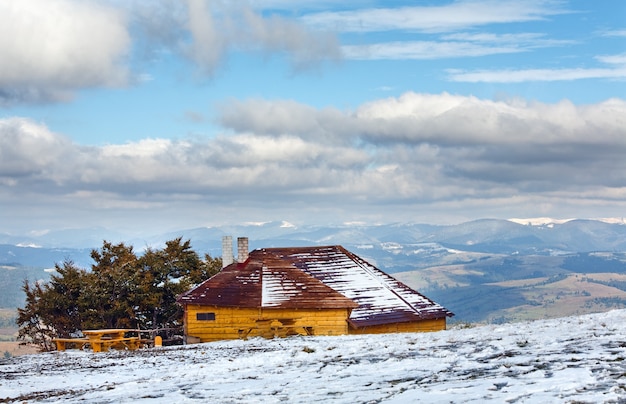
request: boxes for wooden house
[177,239,453,342]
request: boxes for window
[196,312,216,321]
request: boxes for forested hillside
[0,265,49,309]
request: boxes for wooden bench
[53,338,90,351]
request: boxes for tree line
[17,238,221,351]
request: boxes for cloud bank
[3,93,626,232]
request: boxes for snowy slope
[2,310,626,403]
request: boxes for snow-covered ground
[2,310,626,403]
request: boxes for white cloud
[0,0,130,104]
[218,99,345,140]
[3,92,626,232]
[0,116,371,197]
[440,32,575,47]
[0,118,74,179]
[303,0,569,33]
[342,31,575,61]
[185,0,340,75]
[447,66,626,82]
[220,93,626,148]
[216,93,626,202]
[596,53,626,65]
[448,51,626,82]
[343,41,522,60]
[186,0,225,76]
[0,0,340,104]
[600,29,626,37]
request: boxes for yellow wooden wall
[184,304,352,342]
[348,318,447,335]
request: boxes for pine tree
[16,260,86,351]
[87,242,140,329]
[16,239,222,350]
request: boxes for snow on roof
[178,245,452,327]
[264,246,453,327]
[177,251,357,310]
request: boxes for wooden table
[82,329,141,352]
[52,329,141,352]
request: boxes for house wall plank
[184,304,352,342]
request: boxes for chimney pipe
[237,237,249,263]
[221,236,233,269]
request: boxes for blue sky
[1,0,626,237]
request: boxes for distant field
[486,273,626,321]
[0,309,23,356]
[0,310,37,357]
[0,309,38,356]
[394,253,626,323]
[0,341,37,357]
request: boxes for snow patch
[243,221,270,226]
[343,221,368,226]
[509,217,626,226]
[3,310,626,403]
[594,217,626,225]
[15,243,42,248]
[508,217,575,226]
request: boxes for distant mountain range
[2,217,626,273]
[3,218,626,320]
[3,217,626,253]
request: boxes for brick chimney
[221,236,234,269]
[237,237,249,263]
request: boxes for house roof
[262,246,453,327]
[178,245,453,328]
[177,249,358,310]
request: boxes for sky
[1,0,626,237]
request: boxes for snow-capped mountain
[5,217,626,253]
[4,218,626,271]
[508,217,626,226]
